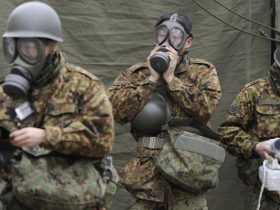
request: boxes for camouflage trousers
[130,194,208,210]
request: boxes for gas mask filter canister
[150,47,170,74]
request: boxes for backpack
[155,125,225,193]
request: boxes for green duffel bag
[155,126,225,193]
[12,149,118,210]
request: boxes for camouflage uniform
[109,51,221,210]
[0,53,114,210]
[219,66,280,209]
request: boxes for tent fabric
[277,0,280,41]
[0,0,274,209]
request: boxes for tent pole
[271,0,276,65]
[246,0,252,82]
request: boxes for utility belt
[136,125,205,150]
[137,136,166,149]
[136,116,220,150]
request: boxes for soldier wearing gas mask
[219,46,280,209]
[109,13,221,210]
[0,2,114,210]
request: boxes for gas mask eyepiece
[154,24,187,50]
[3,37,17,64]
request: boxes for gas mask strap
[173,51,189,74]
[34,51,60,87]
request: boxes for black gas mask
[150,19,189,74]
[2,37,50,99]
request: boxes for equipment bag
[11,151,117,210]
[155,126,225,193]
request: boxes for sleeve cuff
[251,142,259,157]
[243,140,258,158]
[43,126,62,147]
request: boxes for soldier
[219,47,280,209]
[0,2,114,210]
[109,13,222,210]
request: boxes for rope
[213,0,280,34]
[192,0,280,42]
[256,160,266,210]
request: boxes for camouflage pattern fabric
[130,192,208,210]
[219,74,280,205]
[250,186,280,210]
[109,50,221,204]
[0,52,115,209]
[12,152,106,210]
[155,128,224,194]
[109,51,221,125]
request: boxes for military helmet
[3,2,63,42]
[131,93,172,135]
[274,44,280,67]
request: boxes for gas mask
[274,45,280,67]
[2,37,50,99]
[269,46,280,87]
[150,18,189,74]
[268,60,280,96]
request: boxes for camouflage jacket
[219,78,280,185]
[0,52,114,158]
[108,52,221,202]
[109,52,221,125]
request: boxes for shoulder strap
[165,117,221,140]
